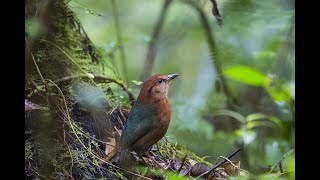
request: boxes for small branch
[139,0,173,80]
[54,74,135,102]
[46,79,88,149]
[216,155,241,170]
[93,153,153,180]
[185,0,237,110]
[28,74,136,104]
[178,155,187,173]
[196,148,241,178]
[209,0,223,26]
[269,148,295,173]
[111,0,128,82]
[27,38,52,108]
[94,74,136,103]
[70,124,118,148]
[279,162,283,173]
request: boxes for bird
[119,73,178,164]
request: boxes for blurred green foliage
[223,66,271,87]
[67,0,294,176]
[25,17,48,40]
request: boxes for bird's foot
[138,154,149,166]
[144,152,164,168]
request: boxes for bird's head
[137,74,179,104]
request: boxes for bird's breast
[152,98,172,130]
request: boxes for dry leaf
[221,161,240,176]
[104,137,117,161]
[25,99,47,111]
[179,169,190,176]
[188,159,198,166]
[190,162,211,176]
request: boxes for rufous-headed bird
[119,74,178,164]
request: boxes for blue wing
[120,103,155,150]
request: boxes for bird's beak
[167,74,179,82]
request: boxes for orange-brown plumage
[120,74,178,163]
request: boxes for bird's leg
[138,153,149,166]
[146,146,158,158]
[148,151,157,158]
[149,150,166,164]
[145,151,163,168]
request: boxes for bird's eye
[157,79,163,84]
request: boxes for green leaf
[257,174,287,180]
[246,121,276,129]
[214,109,246,123]
[246,113,282,127]
[266,84,292,102]
[268,116,283,127]
[229,177,248,180]
[223,66,271,87]
[153,169,192,180]
[132,80,143,86]
[246,113,269,122]
[286,156,295,179]
[140,166,148,176]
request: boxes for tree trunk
[25,0,122,179]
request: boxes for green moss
[157,139,213,166]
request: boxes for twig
[118,108,127,125]
[28,74,136,103]
[196,148,241,178]
[216,155,240,170]
[28,77,43,94]
[269,148,295,173]
[139,0,173,80]
[63,130,75,180]
[178,155,187,173]
[94,74,134,102]
[185,0,237,110]
[46,79,88,149]
[85,74,136,103]
[71,124,118,148]
[101,152,150,179]
[111,0,128,82]
[209,0,223,26]
[26,37,51,107]
[279,162,283,173]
